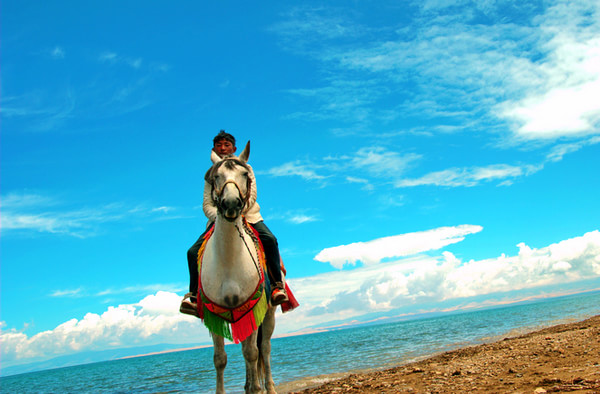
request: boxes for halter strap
[208,159,252,209]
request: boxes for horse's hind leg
[242,331,261,393]
[212,333,227,394]
[260,308,277,393]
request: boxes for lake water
[2,291,599,393]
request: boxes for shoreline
[278,314,600,393]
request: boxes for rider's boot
[179,292,198,316]
[271,282,288,306]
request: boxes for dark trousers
[187,220,282,294]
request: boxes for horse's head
[206,141,251,222]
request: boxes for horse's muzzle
[219,197,243,222]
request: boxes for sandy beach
[283,315,600,393]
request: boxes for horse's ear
[211,149,222,164]
[238,141,250,163]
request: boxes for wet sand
[281,315,600,393]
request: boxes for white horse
[199,142,277,394]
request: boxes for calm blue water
[2,291,599,393]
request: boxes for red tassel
[231,310,257,343]
[281,283,299,313]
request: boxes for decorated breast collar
[196,219,268,343]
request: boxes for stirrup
[271,287,288,306]
[180,292,199,316]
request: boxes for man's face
[213,139,236,158]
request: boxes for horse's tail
[256,325,265,386]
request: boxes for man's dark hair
[213,130,236,146]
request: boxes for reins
[235,221,263,281]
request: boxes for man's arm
[246,164,258,210]
[240,163,263,223]
[202,181,218,223]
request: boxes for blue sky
[2,0,600,370]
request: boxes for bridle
[213,180,249,207]
[208,158,252,213]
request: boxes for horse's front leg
[260,308,277,394]
[241,330,261,393]
[212,333,227,394]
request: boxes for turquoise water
[2,291,599,393]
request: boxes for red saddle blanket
[196,220,299,343]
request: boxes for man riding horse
[181,130,288,315]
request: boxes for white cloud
[50,289,83,298]
[267,146,571,192]
[291,230,600,327]
[0,292,203,364]
[99,51,143,69]
[284,79,386,123]
[2,213,71,235]
[443,231,600,298]
[288,214,318,224]
[1,192,179,237]
[269,7,366,48]
[96,284,183,297]
[396,163,541,188]
[51,46,65,59]
[345,176,374,191]
[394,134,599,189]
[497,2,600,139]
[315,224,483,268]
[128,58,142,69]
[0,89,76,132]
[545,136,600,162]
[1,193,56,208]
[266,210,319,225]
[502,78,600,138]
[151,206,173,214]
[264,160,327,181]
[265,147,420,187]
[99,52,118,62]
[265,149,547,192]
[47,283,185,298]
[346,147,421,177]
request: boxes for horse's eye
[242,172,248,178]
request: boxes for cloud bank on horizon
[2,227,599,367]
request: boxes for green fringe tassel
[201,286,268,343]
[203,307,232,342]
[253,290,268,328]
